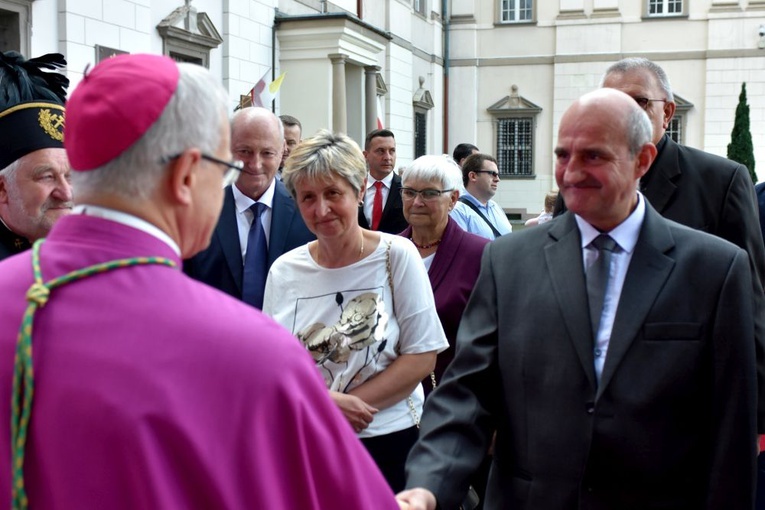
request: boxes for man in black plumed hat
[0,51,72,260]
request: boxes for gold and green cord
[11,239,176,509]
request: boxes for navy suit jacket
[358,172,409,235]
[407,204,757,509]
[184,180,315,301]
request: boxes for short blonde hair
[282,129,366,197]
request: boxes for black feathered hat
[0,51,69,170]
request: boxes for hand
[395,488,437,510]
[330,391,377,433]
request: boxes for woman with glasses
[399,155,490,397]
[262,130,447,493]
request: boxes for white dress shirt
[73,204,181,256]
[363,172,394,227]
[574,192,646,384]
[233,180,275,260]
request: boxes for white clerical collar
[366,171,394,190]
[72,204,181,256]
[575,191,646,254]
[233,178,276,213]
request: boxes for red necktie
[371,181,384,230]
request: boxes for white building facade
[3,0,763,219]
[452,0,765,218]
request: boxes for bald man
[184,107,314,308]
[398,88,756,510]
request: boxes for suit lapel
[428,219,459,292]
[643,136,680,214]
[596,205,675,400]
[269,180,295,266]
[358,205,370,229]
[545,215,598,391]
[218,186,244,294]
[382,174,403,226]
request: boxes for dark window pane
[414,112,427,158]
[496,117,533,176]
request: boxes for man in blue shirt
[450,153,512,240]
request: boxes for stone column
[329,53,348,133]
[364,65,381,136]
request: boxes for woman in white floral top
[263,130,448,493]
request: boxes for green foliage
[727,82,757,183]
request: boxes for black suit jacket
[0,220,30,262]
[358,173,409,234]
[184,180,315,301]
[406,204,757,509]
[755,181,765,247]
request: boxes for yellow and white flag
[250,69,286,108]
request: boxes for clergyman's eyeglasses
[161,153,244,187]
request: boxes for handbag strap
[384,239,439,428]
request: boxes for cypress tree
[727,82,757,183]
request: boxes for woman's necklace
[410,236,441,250]
[315,233,364,266]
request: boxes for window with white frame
[666,116,683,144]
[667,94,692,144]
[496,117,534,176]
[0,0,31,55]
[500,0,533,23]
[414,0,426,16]
[648,0,683,16]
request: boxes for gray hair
[72,63,229,201]
[626,106,653,157]
[283,129,366,197]
[602,57,674,102]
[0,158,20,183]
[402,155,462,192]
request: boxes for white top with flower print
[263,233,448,438]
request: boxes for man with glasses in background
[185,106,314,309]
[601,57,765,436]
[450,153,513,240]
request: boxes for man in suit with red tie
[358,129,408,235]
[184,107,314,308]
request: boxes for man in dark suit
[600,58,765,286]
[554,58,765,431]
[756,182,765,244]
[358,129,408,234]
[184,107,314,308]
[397,89,757,510]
